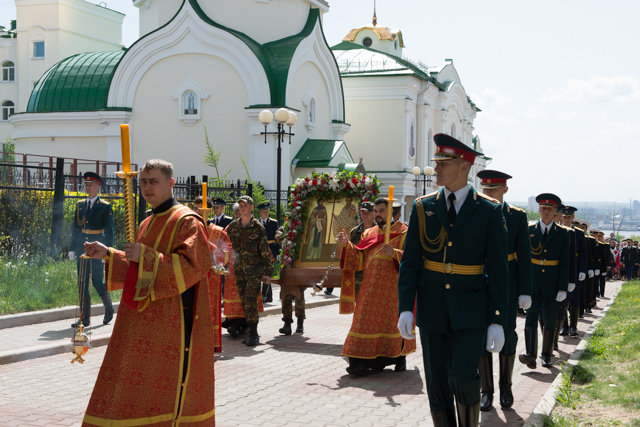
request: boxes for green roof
[293,139,353,168]
[26,51,127,113]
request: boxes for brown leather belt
[82,229,104,235]
[424,259,484,275]
[531,258,559,266]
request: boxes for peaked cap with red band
[432,133,483,163]
[535,192,561,208]
[83,171,103,186]
[476,169,512,188]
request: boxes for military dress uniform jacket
[261,217,281,259]
[620,246,635,266]
[398,187,509,332]
[573,226,588,278]
[70,197,114,254]
[528,222,570,297]
[503,202,532,298]
[585,235,598,271]
[567,227,577,285]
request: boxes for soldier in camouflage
[225,195,273,346]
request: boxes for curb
[523,287,620,427]
[0,303,120,329]
[0,295,339,365]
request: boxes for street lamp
[412,165,435,196]
[259,108,296,222]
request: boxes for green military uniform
[398,186,509,422]
[70,173,114,327]
[520,194,570,369]
[226,216,273,326]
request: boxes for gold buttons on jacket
[495,310,500,316]
[445,284,451,290]
[448,241,453,247]
[542,269,545,273]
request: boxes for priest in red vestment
[83,159,218,426]
[337,197,415,377]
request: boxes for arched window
[183,91,198,115]
[2,100,15,121]
[2,61,15,82]
[450,123,456,138]
[308,98,316,125]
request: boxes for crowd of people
[70,132,629,426]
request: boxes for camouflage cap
[237,195,254,205]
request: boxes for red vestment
[340,221,416,359]
[83,205,218,426]
[206,223,230,351]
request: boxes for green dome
[26,50,126,113]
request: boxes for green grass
[548,280,640,425]
[0,256,121,315]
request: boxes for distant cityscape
[513,198,640,238]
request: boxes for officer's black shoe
[430,408,457,427]
[541,328,555,368]
[569,327,578,337]
[519,327,537,369]
[295,318,304,333]
[559,326,568,336]
[101,293,114,325]
[585,307,592,314]
[279,318,292,335]
[499,354,515,408]
[478,352,493,412]
[245,323,259,346]
[394,356,406,372]
[71,319,90,328]
[456,401,480,427]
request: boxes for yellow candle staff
[202,182,207,209]
[385,185,394,244]
[119,124,131,173]
[115,124,138,243]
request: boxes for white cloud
[543,75,640,104]
[558,110,581,120]
[473,88,512,110]
[523,108,547,119]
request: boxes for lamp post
[412,165,435,196]
[259,108,296,222]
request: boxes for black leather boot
[430,407,457,427]
[569,306,579,337]
[227,319,242,338]
[295,317,304,333]
[519,327,537,369]
[394,355,406,372]
[478,353,493,412]
[541,328,555,368]
[346,357,368,377]
[499,353,515,408]
[559,312,568,335]
[101,293,114,325]
[245,322,259,346]
[279,318,292,335]
[554,318,563,351]
[456,401,480,427]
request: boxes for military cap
[432,133,483,163]
[556,204,565,212]
[476,169,512,188]
[536,193,562,208]
[237,195,254,205]
[211,197,226,206]
[359,201,374,212]
[83,171,103,185]
[392,201,402,208]
[562,206,578,215]
[257,201,271,210]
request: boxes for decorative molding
[171,75,210,125]
[10,110,132,138]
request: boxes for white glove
[578,272,586,281]
[397,311,415,340]
[595,269,600,276]
[518,295,532,310]
[68,251,76,261]
[486,324,505,353]
[588,270,594,278]
[568,283,576,292]
[556,290,567,302]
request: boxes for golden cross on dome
[372,0,377,27]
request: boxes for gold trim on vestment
[424,259,484,275]
[82,229,104,235]
[348,331,402,339]
[83,412,174,426]
[531,258,559,266]
[172,253,186,294]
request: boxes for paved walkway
[0,281,623,426]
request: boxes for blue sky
[2,0,639,203]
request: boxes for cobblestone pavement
[0,281,622,426]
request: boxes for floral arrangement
[279,171,381,267]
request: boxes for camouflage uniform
[276,227,305,321]
[349,221,368,300]
[226,217,273,323]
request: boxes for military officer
[210,197,233,228]
[225,195,273,346]
[551,206,576,351]
[69,172,114,328]
[397,134,509,426]
[561,208,587,337]
[257,201,279,303]
[476,170,532,412]
[519,194,570,369]
[579,222,598,315]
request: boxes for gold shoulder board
[478,192,499,204]
[416,191,438,201]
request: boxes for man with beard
[337,197,414,377]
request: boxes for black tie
[447,193,457,225]
[543,227,548,242]
[86,201,92,217]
